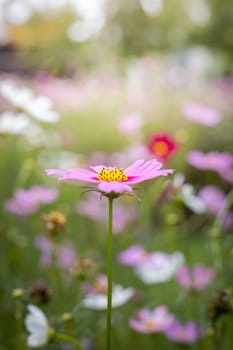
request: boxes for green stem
[57,333,83,350]
[106,197,114,350]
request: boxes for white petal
[27,305,48,327]
[25,305,49,337]
[27,332,48,347]
[82,294,108,310]
[111,286,134,307]
[82,286,134,310]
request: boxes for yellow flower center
[153,141,169,156]
[97,167,128,182]
[145,320,156,330]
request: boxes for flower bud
[12,288,25,299]
[29,280,52,304]
[42,211,66,236]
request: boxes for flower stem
[106,197,114,350]
[57,333,83,350]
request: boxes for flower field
[0,1,233,350]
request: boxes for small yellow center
[153,141,169,156]
[145,320,156,330]
[97,167,128,182]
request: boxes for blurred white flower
[140,0,163,17]
[186,0,211,26]
[0,79,33,106]
[182,184,206,214]
[25,304,49,348]
[0,80,59,123]
[25,96,59,123]
[183,46,216,77]
[0,112,30,135]
[0,111,52,146]
[67,0,106,42]
[67,18,104,42]
[82,285,134,310]
[136,252,184,284]
[172,173,185,189]
[6,1,32,25]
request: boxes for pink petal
[46,168,99,183]
[125,160,146,176]
[98,181,132,194]
[126,160,162,177]
[126,169,174,184]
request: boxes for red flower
[148,134,178,162]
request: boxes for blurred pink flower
[117,245,147,265]
[46,159,174,195]
[182,102,221,126]
[35,236,76,269]
[175,264,215,290]
[76,193,137,234]
[148,133,178,163]
[35,73,122,111]
[117,113,143,136]
[4,186,58,216]
[129,306,174,333]
[165,320,204,344]
[198,186,227,216]
[187,151,233,183]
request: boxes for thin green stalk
[106,197,114,350]
[57,333,83,350]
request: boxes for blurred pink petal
[175,264,215,290]
[165,320,204,344]
[182,102,221,126]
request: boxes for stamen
[97,167,128,182]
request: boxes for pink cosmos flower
[182,102,221,127]
[129,306,175,333]
[165,320,204,344]
[45,159,174,195]
[175,264,215,291]
[4,186,58,216]
[187,151,233,183]
[198,186,227,216]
